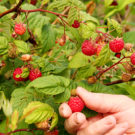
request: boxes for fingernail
[105,116,116,125]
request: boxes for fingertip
[59,103,72,118]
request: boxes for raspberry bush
[0,0,135,134]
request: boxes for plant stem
[0,0,24,18]
[20,9,67,17]
[0,128,44,135]
[96,56,130,79]
[105,78,135,86]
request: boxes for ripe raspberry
[13,67,29,81]
[29,68,42,81]
[30,0,37,5]
[45,130,59,135]
[109,38,124,53]
[68,97,85,113]
[96,45,103,56]
[131,53,135,65]
[72,20,80,28]
[115,53,121,58]
[14,23,26,35]
[82,40,97,56]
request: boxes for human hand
[59,87,135,135]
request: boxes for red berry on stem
[14,23,26,35]
[13,67,29,81]
[131,53,135,65]
[115,53,121,58]
[109,38,124,53]
[29,68,42,81]
[72,20,80,28]
[82,40,97,56]
[68,97,85,113]
[30,0,37,5]
[111,1,118,6]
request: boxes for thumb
[76,87,134,113]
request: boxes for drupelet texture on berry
[131,53,135,65]
[68,97,85,113]
[109,38,124,53]
[14,23,26,35]
[82,40,97,56]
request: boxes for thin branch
[105,78,135,86]
[0,0,24,18]
[19,9,68,17]
[0,128,44,135]
[96,56,130,79]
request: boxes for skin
[59,87,135,135]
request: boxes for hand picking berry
[14,23,26,35]
[131,53,135,65]
[72,20,80,28]
[82,40,97,56]
[13,67,29,81]
[109,38,124,53]
[68,96,85,113]
[29,68,42,81]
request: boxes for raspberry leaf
[94,45,111,66]
[50,112,58,130]
[26,75,70,95]
[0,36,8,55]
[14,40,30,54]
[123,31,135,44]
[22,101,54,124]
[69,52,91,69]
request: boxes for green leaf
[11,88,44,116]
[0,36,8,55]
[79,22,97,39]
[50,112,58,130]
[69,52,91,68]
[123,31,135,44]
[76,64,96,79]
[42,0,50,5]
[41,24,56,53]
[68,7,79,25]
[14,40,30,53]
[54,88,70,103]
[104,0,113,7]
[22,101,54,124]
[26,75,70,95]
[94,45,111,66]
[107,18,122,36]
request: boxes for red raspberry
[68,97,85,113]
[109,38,124,53]
[13,67,29,81]
[111,0,118,6]
[82,40,97,56]
[29,68,42,81]
[46,130,59,135]
[131,53,135,65]
[72,20,80,28]
[14,23,26,35]
[30,0,37,5]
[115,53,121,58]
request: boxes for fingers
[64,112,87,134]
[59,103,72,118]
[105,122,129,135]
[76,87,134,113]
[77,116,116,135]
